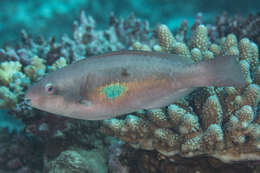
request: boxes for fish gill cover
[0,0,260,172]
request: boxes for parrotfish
[25,50,246,120]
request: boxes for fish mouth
[24,90,33,106]
[24,97,32,106]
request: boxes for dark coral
[0,129,43,172]
[119,145,257,173]
[216,12,260,43]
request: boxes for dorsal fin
[74,50,194,65]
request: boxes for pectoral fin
[78,98,92,106]
[78,74,92,106]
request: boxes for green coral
[222,34,238,54]
[190,24,209,52]
[0,61,31,108]
[48,57,68,71]
[0,61,22,85]
[132,41,152,51]
[157,24,176,52]
[0,56,46,109]
[0,53,71,109]
[0,54,70,109]
[24,56,46,81]
[0,87,18,108]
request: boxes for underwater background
[1,0,260,46]
[0,0,260,172]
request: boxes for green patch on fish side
[101,82,127,100]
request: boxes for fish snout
[24,83,42,106]
[25,86,38,106]
[24,91,33,106]
[24,97,32,106]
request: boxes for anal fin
[143,88,194,109]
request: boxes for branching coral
[1,10,260,172]
[194,12,260,50]
[216,12,260,47]
[102,24,260,163]
[0,87,18,108]
[0,61,30,109]
[0,61,22,85]
[24,56,46,81]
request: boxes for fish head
[25,71,80,115]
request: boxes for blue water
[0,0,259,46]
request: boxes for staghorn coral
[102,24,260,163]
[157,24,176,52]
[190,24,209,52]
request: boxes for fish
[25,50,246,120]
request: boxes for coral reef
[108,140,129,173]
[9,109,111,172]
[1,10,260,172]
[119,146,259,173]
[0,12,157,173]
[0,128,43,173]
[215,12,260,48]
[0,60,30,109]
[2,0,259,46]
[0,12,151,172]
[102,23,260,163]
[44,148,108,173]
[193,12,260,49]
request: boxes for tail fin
[187,55,246,87]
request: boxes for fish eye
[45,83,54,94]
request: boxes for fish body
[25,50,245,120]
